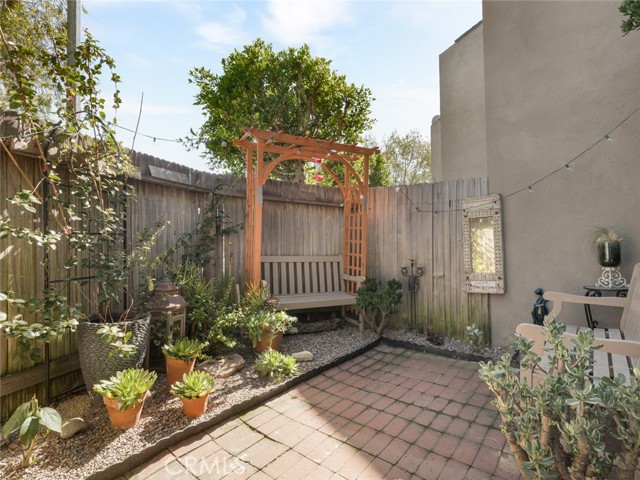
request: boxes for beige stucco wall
[483,0,640,345]
[434,22,487,182]
[430,117,442,180]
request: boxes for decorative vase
[102,395,147,429]
[77,313,151,403]
[598,242,622,267]
[254,329,283,353]
[180,395,209,418]
[165,356,196,392]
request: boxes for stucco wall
[435,22,487,182]
[483,1,640,345]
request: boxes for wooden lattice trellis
[234,128,379,292]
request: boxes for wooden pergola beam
[244,127,379,156]
[236,128,372,290]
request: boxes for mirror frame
[462,194,505,294]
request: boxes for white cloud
[193,4,249,49]
[262,0,353,45]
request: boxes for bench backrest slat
[621,263,640,343]
[261,255,344,295]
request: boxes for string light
[394,105,640,214]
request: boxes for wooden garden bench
[517,263,640,386]
[260,255,364,317]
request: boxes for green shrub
[174,263,239,354]
[243,310,298,348]
[465,324,483,350]
[355,278,403,335]
[479,317,640,480]
[254,349,299,382]
[2,395,61,467]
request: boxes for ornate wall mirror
[462,194,505,294]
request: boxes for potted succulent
[590,226,623,267]
[171,370,216,418]
[162,337,207,391]
[93,368,157,429]
[240,286,297,353]
[244,310,298,353]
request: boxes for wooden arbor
[234,128,379,293]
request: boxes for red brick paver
[125,345,521,479]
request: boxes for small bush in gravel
[254,349,299,382]
[2,395,62,468]
[465,324,483,350]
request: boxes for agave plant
[162,337,207,361]
[93,368,157,411]
[171,370,216,399]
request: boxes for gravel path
[0,326,378,480]
[0,325,510,479]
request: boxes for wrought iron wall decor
[401,259,424,330]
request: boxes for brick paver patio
[124,344,521,479]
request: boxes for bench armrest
[546,291,627,319]
[343,274,365,289]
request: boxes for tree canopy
[188,39,375,179]
[620,0,640,33]
[379,130,432,185]
[0,0,67,117]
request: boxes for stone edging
[88,337,382,480]
[380,337,493,363]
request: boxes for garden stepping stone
[61,418,90,439]
[292,351,314,362]
[197,353,245,378]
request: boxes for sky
[82,0,482,171]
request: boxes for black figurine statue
[531,287,547,326]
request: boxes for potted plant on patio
[93,368,157,429]
[244,310,298,353]
[590,226,623,267]
[162,337,207,391]
[240,285,297,353]
[170,370,216,418]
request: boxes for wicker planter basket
[77,313,151,403]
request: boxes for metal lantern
[145,278,187,368]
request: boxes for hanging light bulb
[564,163,573,171]
[604,134,613,142]
[528,186,533,193]
[14,137,28,150]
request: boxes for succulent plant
[162,337,207,361]
[170,370,216,399]
[254,349,299,382]
[93,368,157,411]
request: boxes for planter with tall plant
[0,5,166,403]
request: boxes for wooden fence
[1,127,488,420]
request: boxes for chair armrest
[560,332,640,359]
[545,291,627,318]
[516,323,548,357]
[343,274,365,289]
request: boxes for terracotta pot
[254,329,283,353]
[180,395,209,418]
[165,356,196,392]
[103,395,146,429]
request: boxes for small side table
[582,285,628,328]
